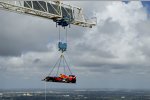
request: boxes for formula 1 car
[43,74,76,83]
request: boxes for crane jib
[0,1,96,28]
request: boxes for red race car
[43,74,76,83]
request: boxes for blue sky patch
[142,1,150,14]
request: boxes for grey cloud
[135,20,150,58]
[136,20,150,36]
[71,39,116,58]
[0,10,58,56]
[66,1,150,76]
[98,18,124,34]
[1,1,150,89]
[33,58,41,63]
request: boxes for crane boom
[0,1,96,28]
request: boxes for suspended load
[44,74,76,83]
[42,54,76,83]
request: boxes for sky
[0,1,150,90]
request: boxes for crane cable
[48,26,70,76]
[48,56,61,76]
[63,55,66,75]
[59,26,60,42]
[56,55,62,76]
[58,26,68,45]
[45,82,47,100]
[63,55,72,75]
[66,27,68,43]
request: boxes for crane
[0,1,96,28]
[0,1,97,84]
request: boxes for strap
[48,56,61,76]
[63,55,72,75]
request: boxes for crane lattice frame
[0,1,97,28]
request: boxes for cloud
[0,1,150,89]
[0,10,59,56]
[70,1,148,66]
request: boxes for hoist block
[58,42,67,52]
